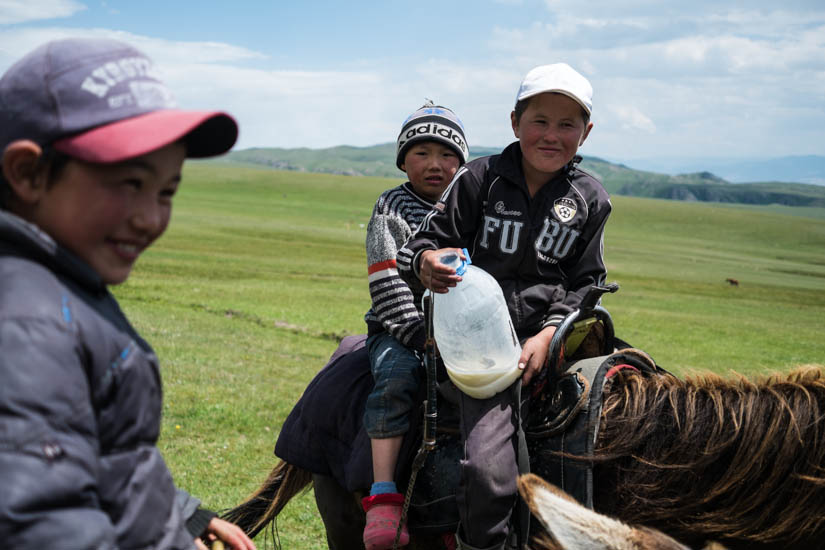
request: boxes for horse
[223,363,825,550]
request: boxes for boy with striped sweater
[361,102,468,550]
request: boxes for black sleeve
[397,165,486,286]
[186,507,217,537]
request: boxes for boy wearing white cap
[0,38,254,550]
[398,64,610,549]
[362,101,468,549]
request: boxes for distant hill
[219,144,825,208]
[224,144,399,178]
[622,155,825,186]
[579,157,825,207]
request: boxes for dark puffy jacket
[0,210,202,549]
[398,142,611,337]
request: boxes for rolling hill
[217,144,825,208]
[624,155,825,185]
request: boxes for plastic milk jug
[431,249,522,399]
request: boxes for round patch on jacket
[554,197,577,223]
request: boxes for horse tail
[221,460,313,538]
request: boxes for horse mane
[593,365,825,548]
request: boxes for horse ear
[518,473,636,549]
[516,474,690,550]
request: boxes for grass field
[114,162,825,548]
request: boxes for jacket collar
[402,181,437,206]
[0,209,105,293]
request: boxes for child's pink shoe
[362,492,409,549]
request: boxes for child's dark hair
[514,96,591,126]
[0,146,71,210]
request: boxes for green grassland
[114,162,825,548]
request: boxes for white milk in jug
[431,250,522,399]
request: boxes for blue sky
[1,0,824,167]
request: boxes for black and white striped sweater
[364,181,434,352]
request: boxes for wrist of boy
[413,248,435,279]
[186,507,217,538]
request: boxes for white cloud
[1,3,823,160]
[612,105,656,133]
[481,3,825,158]
[0,0,86,24]
[0,27,392,149]
[0,27,264,67]
[161,63,391,149]
[107,32,267,65]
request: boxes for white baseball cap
[515,63,593,116]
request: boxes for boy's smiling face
[511,92,593,187]
[28,142,186,285]
[401,141,461,201]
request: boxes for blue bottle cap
[439,249,470,276]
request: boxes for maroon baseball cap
[0,37,238,162]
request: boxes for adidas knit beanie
[396,101,469,170]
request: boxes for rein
[394,293,438,549]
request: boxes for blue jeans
[363,332,422,439]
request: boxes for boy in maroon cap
[0,38,254,550]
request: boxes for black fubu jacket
[398,142,611,337]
